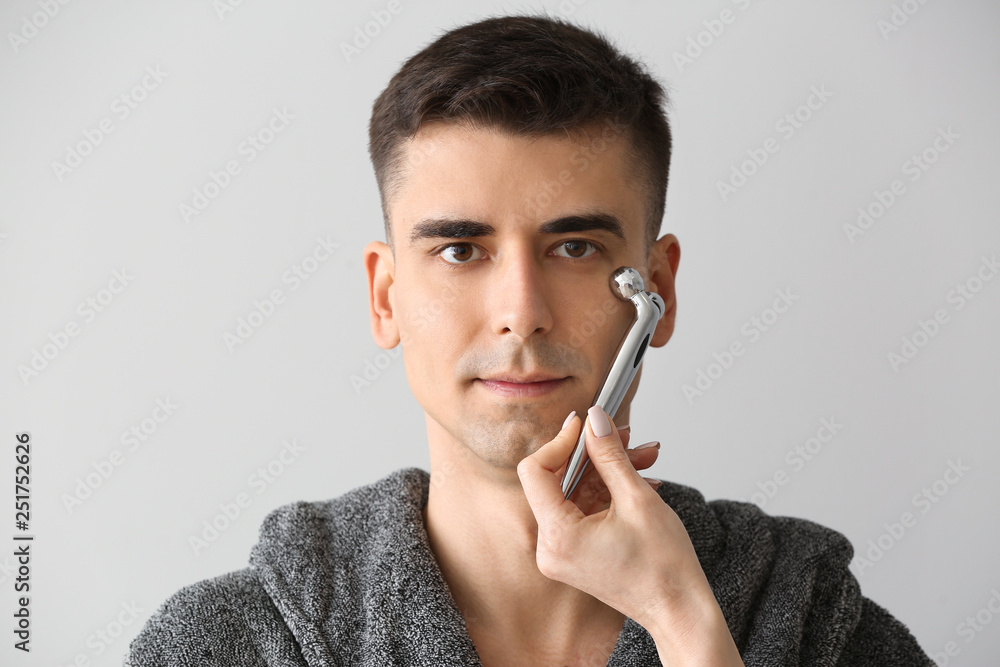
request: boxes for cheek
[398,292,470,385]
[566,289,631,353]
[569,300,635,387]
[396,277,460,344]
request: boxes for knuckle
[592,445,627,466]
[535,532,572,580]
[538,523,573,558]
[536,553,562,580]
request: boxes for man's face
[382,121,657,470]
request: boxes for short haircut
[368,13,674,255]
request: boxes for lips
[480,373,564,383]
[477,375,568,398]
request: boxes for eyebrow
[407,212,627,247]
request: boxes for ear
[645,233,680,347]
[363,241,400,349]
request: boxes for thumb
[584,405,645,499]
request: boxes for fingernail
[561,410,577,430]
[633,440,660,451]
[587,405,612,437]
[618,424,630,434]
[645,478,662,488]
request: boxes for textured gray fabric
[124,466,934,666]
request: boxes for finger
[570,443,659,512]
[517,412,584,524]
[583,405,648,499]
[585,477,661,514]
[628,442,660,472]
[557,424,631,482]
[573,442,658,502]
[530,410,581,473]
[553,415,599,479]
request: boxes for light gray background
[1,0,998,665]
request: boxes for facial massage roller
[560,266,666,500]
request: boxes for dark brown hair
[367,13,673,253]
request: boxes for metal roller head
[611,266,645,300]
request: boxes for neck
[421,414,625,652]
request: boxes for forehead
[391,121,644,246]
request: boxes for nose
[489,247,554,339]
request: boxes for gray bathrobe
[124,467,933,666]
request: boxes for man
[125,13,934,666]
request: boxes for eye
[552,239,599,260]
[433,239,600,265]
[437,243,484,264]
